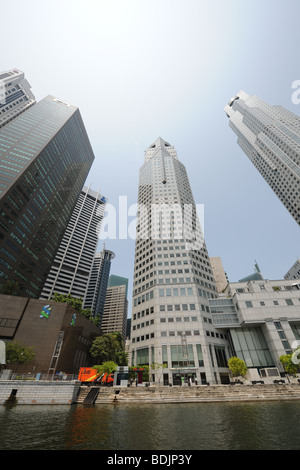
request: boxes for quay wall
[79,383,300,405]
[2,381,300,405]
[0,380,81,405]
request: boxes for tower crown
[144,136,178,162]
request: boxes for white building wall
[40,186,105,301]
[221,279,300,370]
[225,91,300,225]
[130,138,230,385]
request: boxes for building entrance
[172,372,196,386]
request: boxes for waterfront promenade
[2,380,300,406]
[78,383,300,405]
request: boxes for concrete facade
[0,69,36,128]
[284,259,300,280]
[0,295,101,375]
[40,186,106,302]
[102,281,128,340]
[0,380,80,405]
[210,278,300,372]
[210,257,229,293]
[130,138,231,386]
[225,91,300,225]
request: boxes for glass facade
[84,249,115,318]
[229,327,274,368]
[0,95,94,297]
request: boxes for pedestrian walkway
[77,383,300,404]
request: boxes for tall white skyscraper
[40,185,106,301]
[0,69,36,128]
[130,137,231,385]
[225,91,300,225]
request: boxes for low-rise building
[209,279,300,375]
[0,295,101,376]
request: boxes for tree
[6,341,35,371]
[90,332,127,365]
[228,356,248,377]
[129,365,149,383]
[280,353,299,375]
[94,361,118,376]
[150,362,168,384]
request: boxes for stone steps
[76,383,300,404]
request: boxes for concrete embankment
[2,381,300,406]
[0,380,81,405]
[77,383,300,405]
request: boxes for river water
[1,401,300,451]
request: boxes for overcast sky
[1,0,299,313]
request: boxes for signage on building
[40,304,52,319]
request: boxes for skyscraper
[0,69,36,128]
[0,93,95,297]
[102,275,128,340]
[83,245,115,318]
[209,257,228,293]
[40,186,106,301]
[224,91,300,225]
[284,259,300,280]
[130,137,231,386]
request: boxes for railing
[0,371,78,382]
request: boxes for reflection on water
[1,401,300,450]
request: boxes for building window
[170,344,195,367]
[245,301,253,308]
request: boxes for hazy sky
[1,0,299,313]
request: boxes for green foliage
[52,292,96,323]
[90,332,127,365]
[228,356,248,377]
[129,365,149,382]
[6,340,35,368]
[93,361,118,376]
[280,352,300,375]
[150,362,167,371]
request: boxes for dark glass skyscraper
[84,246,115,320]
[0,94,95,297]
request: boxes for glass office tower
[0,94,95,297]
[83,246,115,319]
[225,90,300,225]
[129,137,231,386]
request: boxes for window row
[245,298,298,308]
